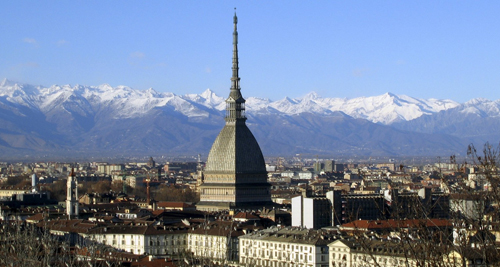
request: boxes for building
[327,191,388,224]
[375,163,396,172]
[156,201,196,212]
[292,194,332,229]
[87,223,189,256]
[313,162,323,173]
[197,13,272,211]
[239,227,333,267]
[324,160,335,173]
[297,171,314,180]
[329,239,417,267]
[338,218,452,237]
[147,156,156,168]
[97,164,124,175]
[328,238,495,267]
[386,188,450,220]
[66,168,79,218]
[187,220,253,263]
[0,185,32,199]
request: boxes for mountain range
[0,78,499,160]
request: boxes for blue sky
[1,1,499,102]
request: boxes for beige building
[239,227,333,267]
[329,239,417,267]
[97,164,124,175]
[87,223,188,256]
[187,221,251,262]
[0,185,31,198]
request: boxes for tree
[3,174,30,186]
[43,179,67,202]
[340,142,500,267]
[154,185,199,202]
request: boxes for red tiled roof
[233,212,260,220]
[26,213,45,222]
[340,218,452,231]
[157,202,194,208]
[38,219,98,233]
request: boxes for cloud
[352,68,369,77]
[23,38,38,47]
[205,67,212,73]
[9,62,40,72]
[130,51,145,59]
[395,60,406,65]
[142,62,167,70]
[57,39,68,46]
[128,51,146,66]
[24,62,39,68]
[127,51,166,70]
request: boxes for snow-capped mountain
[0,79,462,125]
[392,97,500,144]
[0,78,498,159]
[188,90,461,125]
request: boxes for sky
[1,1,500,103]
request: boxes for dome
[205,123,266,174]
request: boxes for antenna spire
[231,9,239,90]
[225,9,246,122]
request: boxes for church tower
[66,168,79,218]
[197,12,272,211]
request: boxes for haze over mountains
[0,78,499,160]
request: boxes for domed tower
[197,12,272,211]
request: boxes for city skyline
[2,2,500,103]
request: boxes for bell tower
[66,168,79,218]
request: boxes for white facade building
[292,195,332,229]
[239,227,333,267]
[328,240,417,267]
[298,171,314,180]
[88,224,188,256]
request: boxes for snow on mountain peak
[0,80,482,124]
[0,78,12,87]
[458,98,500,117]
[97,83,113,91]
[301,91,320,101]
[200,88,216,98]
[465,98,490,106]
[186,89,225,109]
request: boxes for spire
[226,10,246,122]
[231,9,239,90]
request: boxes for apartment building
[239,227,334,267]
[87,223,189,256]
